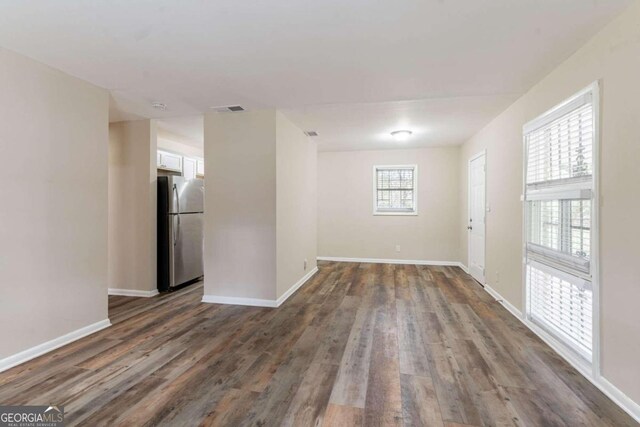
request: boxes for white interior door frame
[468,150,486,284]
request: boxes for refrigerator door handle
[173,184,180,246]
[172,215,181,247]
[173,184,180,214]
[173,216,177,247]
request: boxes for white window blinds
[526,102,593,187]
[524,86,597,363]
[527,262,593,360]
[373,166,417,214]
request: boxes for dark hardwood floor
[0,262,636,426]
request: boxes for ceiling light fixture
[391,130,412,142]
[151,102,167,111]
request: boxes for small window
[373,165,418,215]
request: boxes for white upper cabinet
[183,157,197,180]
[157,151,203,179]
[196,159,205,177]
[157,151,182,172]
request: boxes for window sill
[373,211,418,216]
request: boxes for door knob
[467,226,473,230]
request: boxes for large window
[373,165,418,215]
[523,83,598,364]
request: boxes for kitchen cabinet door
[183,157,197,180]
[158,151,182,172]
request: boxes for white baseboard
[0,319,111,373]
[108,288,159,298]
[276,267,319,306]
[598,377,640,423]
[482,283,640,423]
[201,294,278,307]
[202,267,319,308]
[317,256,465,269]
[483,283,523,318]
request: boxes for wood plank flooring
[0,261,636,426]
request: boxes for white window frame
[372,165,418,216]
[521,81,600,380]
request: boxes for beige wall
[203,110,317,302]
[276,112,317,298]
[157,134,203,158]
[458,1,640,404]
[318,147,460,262]
[0,47,109,359]
[204,110,278,300]
[108,120,157,292]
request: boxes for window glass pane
[527,199,590,261]
[377,190,390,209]
[570,200,590,259]
[528,200,561,251]
[527,103,593,185]
[527,264,593,360]
[375,168,415,211]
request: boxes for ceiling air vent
[209,105,245,113]
[304,131,319,137]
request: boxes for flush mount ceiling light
[151,102,167,111]
[391,130,412,142]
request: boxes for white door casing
[468,151,486,284]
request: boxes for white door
[468,152,486,284]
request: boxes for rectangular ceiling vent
[210,105,245,113]
[304,131,319,137]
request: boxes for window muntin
[373,166,417,215]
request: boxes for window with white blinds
[523,84,598,363]
[526,262,593,360]
[373,165,418,215]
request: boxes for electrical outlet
[304,259,308,270]
[395,245,401,253]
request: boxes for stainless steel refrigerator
[157,176,204,291]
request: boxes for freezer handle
[173,184,180,214]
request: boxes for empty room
[0,1,639,426]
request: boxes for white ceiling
[283,95,518,151]
[0,0,631,151]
